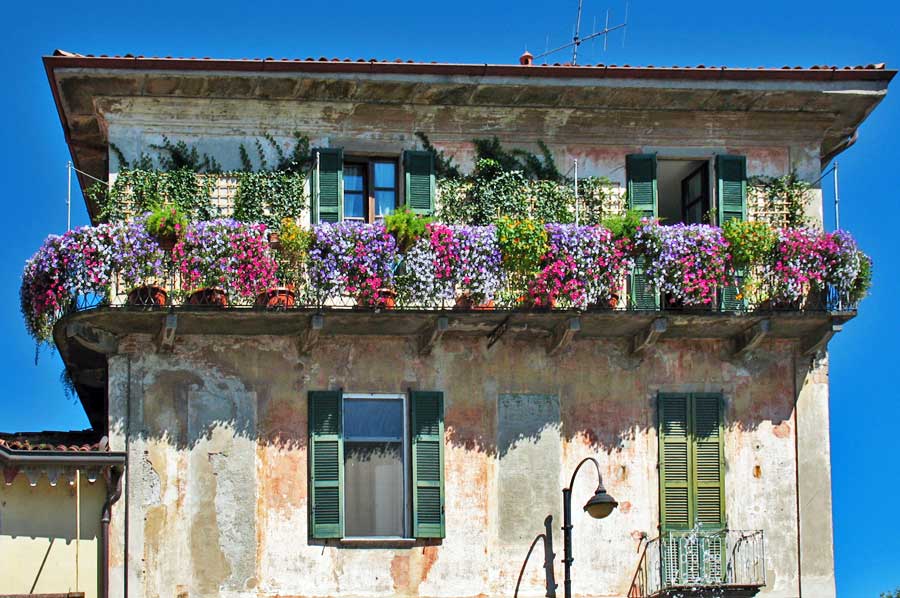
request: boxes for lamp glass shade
[583,488,618,519]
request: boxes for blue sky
[3,1,897,594]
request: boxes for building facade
[25,50,895,598]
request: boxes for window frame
[341,392,411,540]
[342,157,400,223]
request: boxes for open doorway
[657,159,711,225]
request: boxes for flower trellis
[21,218,871,346]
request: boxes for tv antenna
[536,1,628,65]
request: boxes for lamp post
[562,457,618,598]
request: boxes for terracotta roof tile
[0,430,108,453]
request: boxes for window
[342,159,399,222]
[308,390,445,540]
[311,148,435,223]
[658,393,725,532]
[343,394,407,537]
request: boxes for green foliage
[384,206,433,253]
[748,171,811,228]
[239,132,312,173]
[880,589,900,598]
[145,204,188,240]
[722,220,776,267]
[151,136,222,172]
[495,217,548,276]
[849,250,873,304]
[87,168,217,222]
[415,132,461,179]
[233,170,307,228]
[578,176,619,225]
[602,209,645,244]
[473,137,562,181]
[275,218,314,286]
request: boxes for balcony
[629,530,766,598]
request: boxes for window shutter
[627,154,659,310]
[309,390,343,538]
[311,148,343,224]
[715,155,746,225]
[691,394,725,530]
[659,394,691,532]
[626,154,658,219]
[404,150,435,215]
[716,155,747,311]
[410,390,445,538]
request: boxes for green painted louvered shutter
[404,150,435,215]
[311,148,343,224]
[309,390,343,538]
[627,154,659,309]
[691,394,725,530]
[659,394,691,532]
[716,155,747,311]
[411,390,445,538]
[626,154,658,219]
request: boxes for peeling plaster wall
[104,333,830,598]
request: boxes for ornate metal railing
[628,530,766,597]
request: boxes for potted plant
[256,218,312,309]
[385,206,432,254]
[110,219,168,307]
[145,204,187,252]
[722,219,776,309]
[174,219,278,307]
[453,225,502,310]
[496,217,549,309]
[306,221,397,308]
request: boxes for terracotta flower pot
[357,288,396,309]
[255,288,296,309]
[156,232,178,253]
[268,232,281,251]
[517,295,556,310]
[454,293,495,311]
[187,288,228,307]
[126,285,168,307]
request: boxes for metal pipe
[75,469,80,593]
[100,467,124,598]
[67,160,72,231]
[512,516,557,598]
[833,161,840,230]
[574,159,579,226]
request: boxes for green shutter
[691,394,725,530]
[627,154,659,310]
[626,154,658,219]
[309,390,343,538]
[404,150,435,215]
[658,393,726,533]
[659,394,691,532]
[311,148,343,224]
[715,155,746,225]
[411,390,445,538]
[716,155,747,311]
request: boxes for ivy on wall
[416,133,618,225]
[90,133,311,226]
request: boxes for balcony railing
[629,530,766,598]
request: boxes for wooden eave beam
[418,316,449,356]
[487,316,512,349]
[547,317,581,356]
[631,317,667,355]
[734,319,771,356]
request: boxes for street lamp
[562,456,618,598]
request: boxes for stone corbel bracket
[66,321,118,355]
[631,317,667,356]
[299,313,325,355]
[547,317,581,356]
[155,313,178,353]
[734,319,771,357]
[802,318,843,356]
[418,316,449,356]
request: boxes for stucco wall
[103,333,829,598]
[0,475,105,598]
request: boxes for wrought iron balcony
[628,530,766,598]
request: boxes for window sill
[339,537,417,548]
